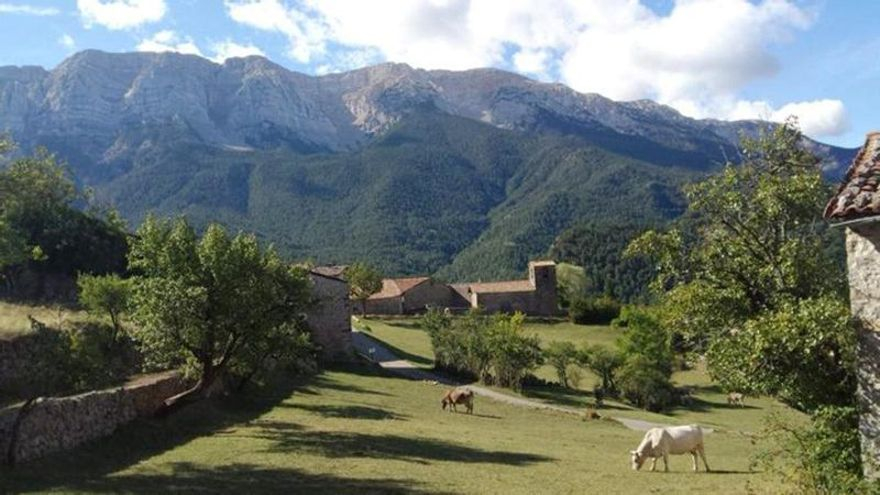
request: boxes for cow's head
[630,450,646,471]
[441,399,448,410]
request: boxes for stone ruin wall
[0,370,187,463]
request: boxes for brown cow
[441,387,474,414]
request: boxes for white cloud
[223,0,846,137]
[0,3,59,15]
[58,34,76,50]
[136,30,202,56]
[77,0,166,30]
[210,40,266,63]
[731,98,850,137]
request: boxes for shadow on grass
[251,424,553,466]
[520,385,630,411]
[0,377,307,493]
[362,335,435,368]
[285,403,408,421]
[22,461,443,494]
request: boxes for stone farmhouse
[824,131,880,479]
[365,261,560,316]
[305,267,353,361]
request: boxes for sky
[0,0,876,148]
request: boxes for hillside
[0,50,858,280]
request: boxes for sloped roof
[368,277,431,299]
[458,279,535,295]
[825,132,880,221]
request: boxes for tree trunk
[361,299,367,318]
[155,362,221,417]
[6,397,37,466]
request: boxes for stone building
[824,131,880,478]
[365,276,454,315]
[451,261,560,316]
[306,269,352,361]
[363,261,560,317]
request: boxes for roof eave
[828,215,880,229]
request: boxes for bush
[580,345,622,397]
[544,341,578,388]
[758,406,879,494]
[617,356,676,412]
[422,309,543,389]
[569,296,621,325]
[615,308,676,411]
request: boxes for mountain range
[0,50,858,281]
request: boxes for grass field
[0,301,87,338]
[1,363,789,494]
[358,316,804,434]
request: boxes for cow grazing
[727,392,744,407]
[441,388,474,414]
[630,425,710,473]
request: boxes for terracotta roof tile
[463,280,535,294]
[825,132,880,221]
[368,277,431,299]
[310,265,348,281]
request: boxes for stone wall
[364,296,403,315]
[306,273,353,361]
[845,225,880,479]
[402,281,455,313]
[0,370,186,463]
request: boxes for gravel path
[351,329,711,432]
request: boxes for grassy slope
[2,363,784,494]
[360,317,804,434]
[0,302,87,339]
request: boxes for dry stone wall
[0,370,186,463]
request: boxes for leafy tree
[128,216,312,411]
[580,344,623,396]
[568,295,621,325]
[545,341,578,388]
[345,262,383,317]
[77,274,132,343]
[488,312,543,390]
[627,121,849,412]
[708,295,856,412]
[422,309,542,389]
[617,355,677,412]
[758,406,876,494]
[555,262,588,308]
[0,146,127,294]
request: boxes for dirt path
[351,329,709,432]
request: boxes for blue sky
[0,0,876,148]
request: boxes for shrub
[489,313,543,390]
[569,296,621,325]
[422,309,542,389]
[580,345,622,397]
[617,356,676,412]
[615,308,676,411]
[77,273,132,343]
[544,341,578,388]
[757,406,879,494]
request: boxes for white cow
[630,425,710,472]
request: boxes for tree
[581,344,623,396]
[0,145,127,293]
[77,274,132,343]
[345,262,383,317]
[555,262,588,308]
[128,216,312,411]
[626,120,849,412]
[545,341,578,388]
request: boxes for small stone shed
[306,268,353,361]
[824,131,880,478]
